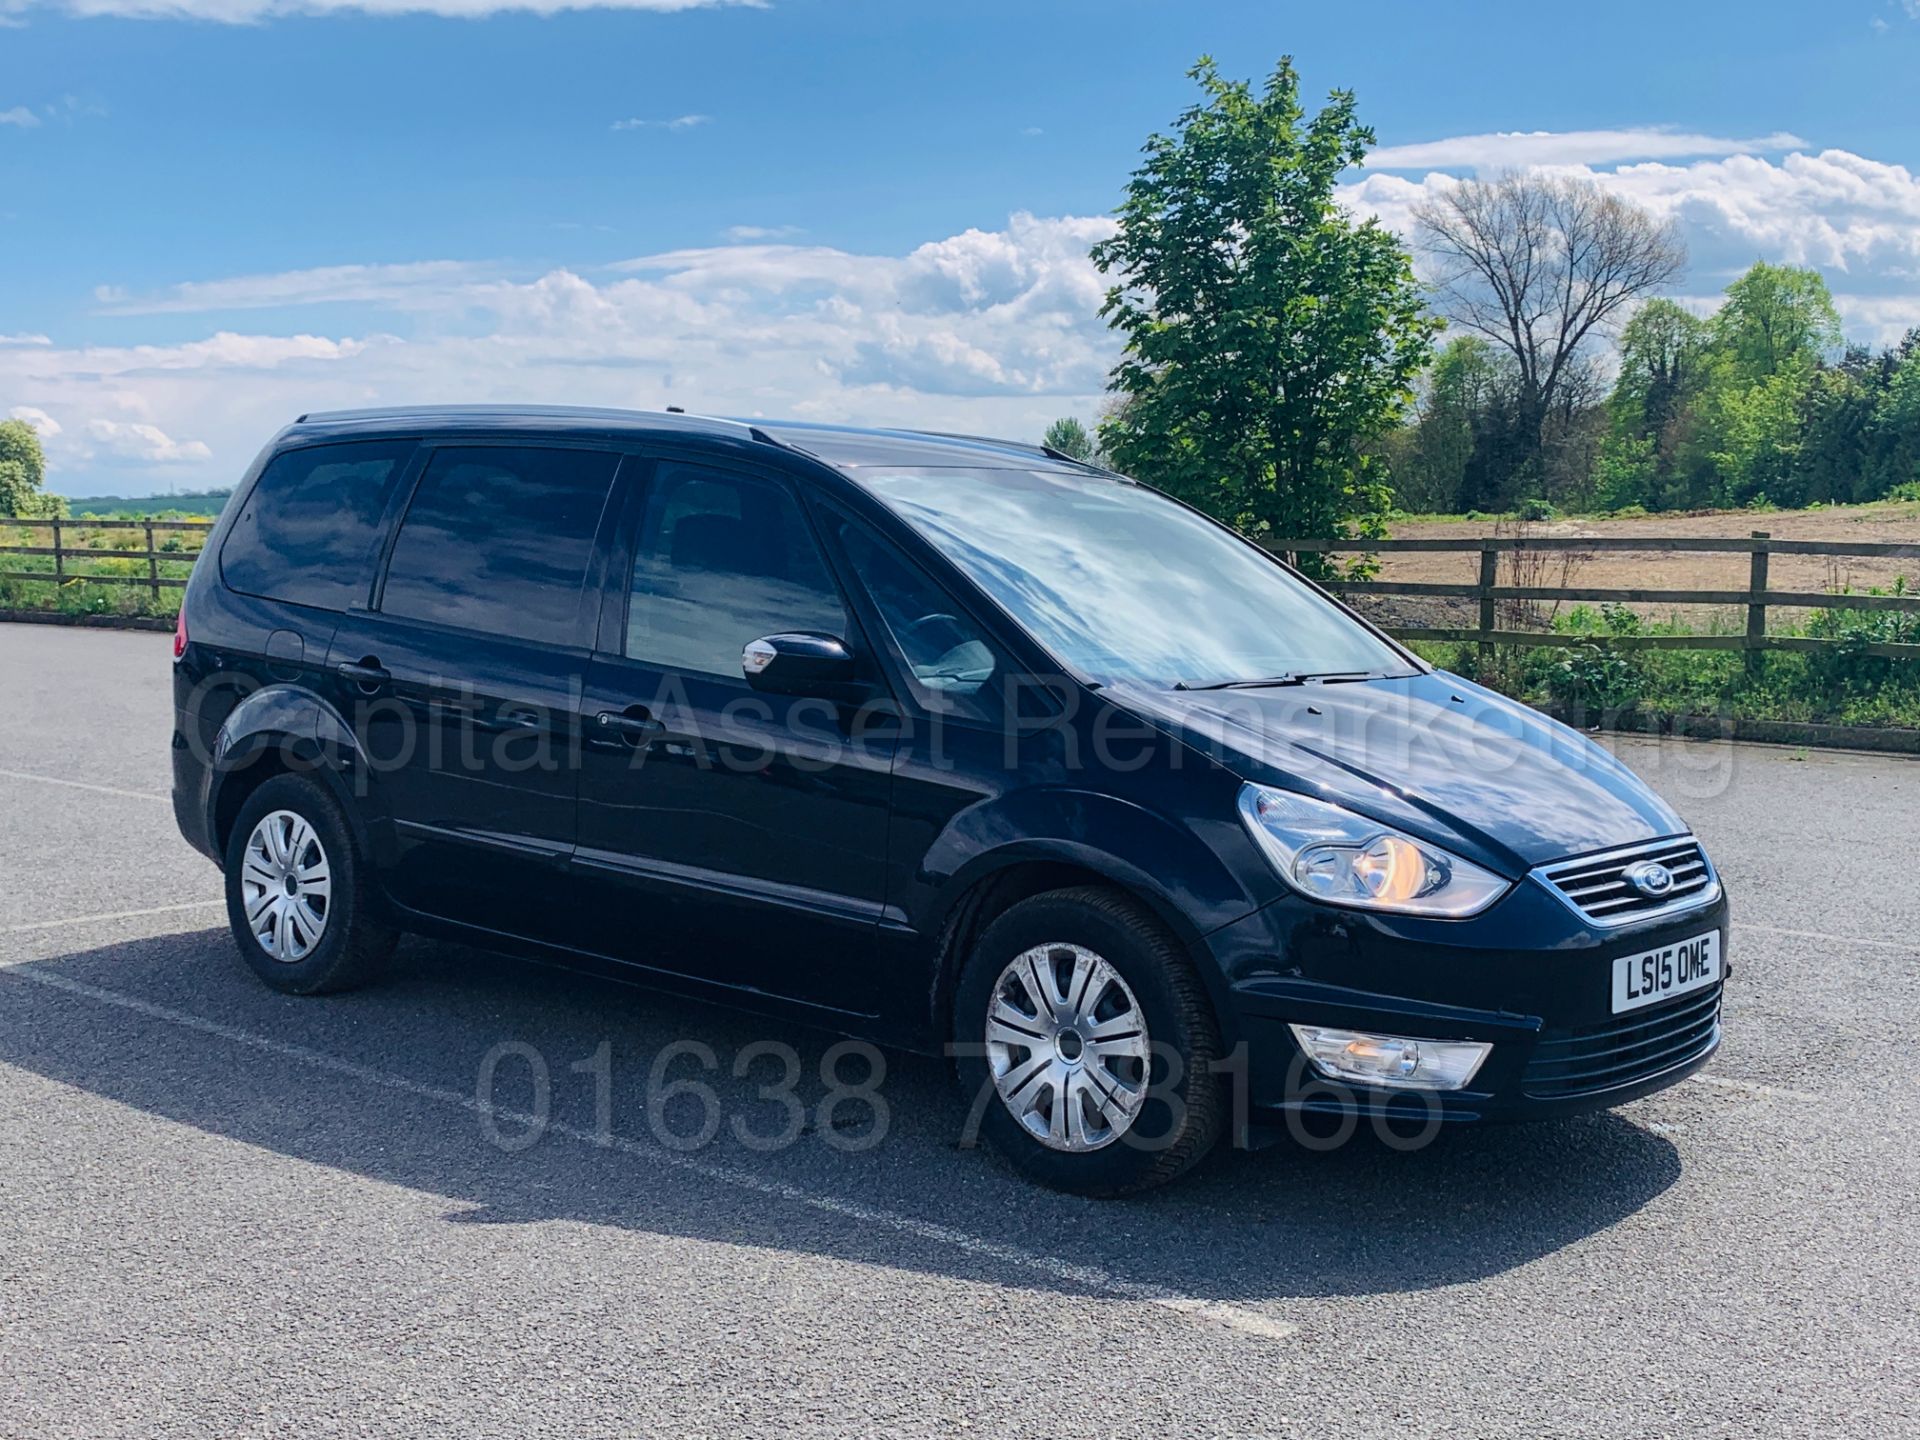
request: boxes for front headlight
[1236,783,1510,918]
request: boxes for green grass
[0,520,202,619]
[1386,492,1920,526]
[64,492,230,521]
[1414,592,1920,730]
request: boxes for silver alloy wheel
[240,809,332,963]
[984,942,1151,1152]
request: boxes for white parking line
[1743,922,1919,953]
[0,958,1296,1344]
[0,897,1858,1315]
[0,767,170,803]
[1692,1074,1826,1104]
[2,900,224,936]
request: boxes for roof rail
[902,429,1113,472]
[747,424,808,455]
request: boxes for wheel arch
[921,842,1243,1054]
[206,683,381,864]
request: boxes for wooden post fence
[1746,530,1770,676]
[1263,532,1920,663]
[144,521,161,606]
[1477,545,1499,663]
[0,517,213,606]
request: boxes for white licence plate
[1611,930,1721,1015]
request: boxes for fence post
[145,521,161,607]
[1746,531,1770,676]
[51,519,64,581]
[1478,545,1499,663]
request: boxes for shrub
[1802,578,1920,695]
[1544,642,1649,712]
[1516,497,1557,521]
[1888,480,1920,503]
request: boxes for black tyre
[223,772,395,995]
[952,885,1225,1196]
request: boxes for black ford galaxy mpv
[172,406,1729,1194]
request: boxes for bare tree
[1414,172,1685,497]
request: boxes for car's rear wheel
[223,772,394,995]
[952,886,1224,1196]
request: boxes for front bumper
[1207,875,1731,1125]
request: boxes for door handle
[337,657,390,693]
[498,707,543,730]
[594,708,665,744]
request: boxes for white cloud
[1366,127,1807,171]
[2,0,750,18]
[1341,145,1920,344]
[0,106,42,129]
[721,224,804,242]
[95,260,497,315]
[8,405,61,436]
[1346,147,1920,272]
[22,147,1920,496]
[0,333,53,346]
[1834,292,1920,343]
[6,214,1120,493]
[85,419,213,463]
[611,113,711,132]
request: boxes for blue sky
[5,0,1920,495]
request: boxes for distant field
[65,492,230,520]
[1337,498,1920,733]
[1,516,206,619]
[1370,497,1920,632]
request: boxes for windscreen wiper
[1173,670,1381,692]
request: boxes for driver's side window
[626,465,850,678]
[830,514,1007,722]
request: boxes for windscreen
[860,467,1409,688]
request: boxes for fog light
[1288,1025,1491,1091]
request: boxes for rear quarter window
[377,445,621,646]
[219,441,415,611]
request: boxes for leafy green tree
[1710,262,1840,384]
[1093,57,1438,558]
[1866,339,1920,498]
[1395,337,1513,512]
[1591,432,1660,512]
[1647,264,1838,506]
[1790,347,1886,507]
[1593,301,1711,510]
[0,417,63,518]
[1041,416,1096,463]
[1691,366,1808,506]
[1612,300,1710,441]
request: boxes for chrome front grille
[1535,836,1719,927]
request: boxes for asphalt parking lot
[1,621,1915,1438]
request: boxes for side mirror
[741,632,859,698]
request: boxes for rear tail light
[173,607,188,661]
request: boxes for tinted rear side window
[219,441,414,611]
[379,445,620,646]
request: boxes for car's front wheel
[223,772,394,995]
[952,886,1225,1196]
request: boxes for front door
[324,442,623,939]
[570,460,896,1013]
